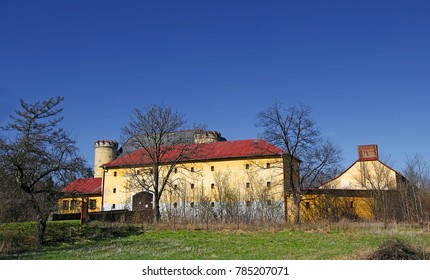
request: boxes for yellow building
[297,145,407,222]
[58,140,118,215]
[58,177,103,214]
[60,138,408,224]
[59,132,294,223]
[101,138,288,222]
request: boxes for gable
[321,160,400,190]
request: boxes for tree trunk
[294,200,301,225]
[28,193,47,245]
[284,194,288,224]
[153,195,161,223]
[153,166,162,223]
[37,215,47,245]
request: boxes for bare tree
[402,154,428,222]
[212,169,242,223]
[0,97,86,244]
[0,162,36,223]
[256,102,342,224]
[121,104,201,223]
[353,160,398,225]
[238,161,285,225]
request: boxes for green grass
[1,221,430,260]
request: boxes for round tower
[94,140,118,177]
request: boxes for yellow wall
[291,194,374,223]
[321,160,398,190]
[103,168,132,210]
[58,196,102,214]
[285,160,400,223]
[102,157,286,211]
[59,151,402,223]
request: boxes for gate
[132,191,154,222]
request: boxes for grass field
[1,221,430,260]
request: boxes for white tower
[94,140,118,177]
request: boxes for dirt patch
[367,239,430,260]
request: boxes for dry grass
[366,238,430,260]
[2,220,430,260]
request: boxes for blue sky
[1,0,429,172]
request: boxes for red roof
[62,178,102,195]
[104,139,285,168]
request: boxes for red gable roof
[103,139,285,168]
[62,178,102,195]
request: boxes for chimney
[358,144,379,161]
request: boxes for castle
[59,130,291,222]
[59,131,407,223]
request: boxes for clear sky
[1,0,429,172]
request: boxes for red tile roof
[103,139,285,168]
[62,178,102,195]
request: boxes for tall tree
[353,159,397,226]
[0,97,86,244]
[402,154,428,222]
[256,102,342,224]
[122,104,201,222]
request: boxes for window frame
[89,199,97,210]
[62,200,69,210]
[71,200,77,210]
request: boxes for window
[211,183,215,189]
[173,202,178,208]
[89,199,97,210]
[112,204,116,209]
[350,201,354,208]
[191,167,195,172]
[305,202,310,209]
[245,164,250,170]
[113,188,117,193]
[246,182,250,188]
[71,200,77,210]
[211,202,215,208]
[211,166,215,171]
[62,200,69,210]
[190,202,194,208]
[266,163,271,169]
[173,184,178,190]
[267,200,272,206]
[267,181,271,188]
[174,168,178,173]
[246,201,251,207]
[114,171,117,177]
[137,170,141,175]
[191,183,195,189]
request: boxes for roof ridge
[103,138,284,168]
